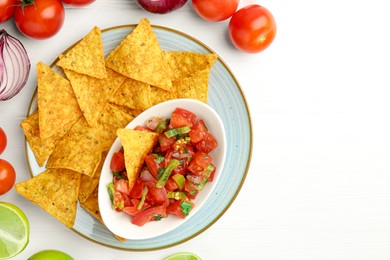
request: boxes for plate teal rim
[25,23,253,251]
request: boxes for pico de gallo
[107,108,218,226]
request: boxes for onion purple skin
[135,0,188,14]
[0,29,31,101]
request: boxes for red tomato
[110,152,125,172]
[228,4,277,53]
[166,200,186,219]
[0,0,16,23]
[144,155,162,177]
[14,0,65,39]
[0,127,7,155]
[195,131,218,153]
[61,0,94,6]
[189,120,207,143]
[129,178,144,198]
[114,178,130,195]
[132,205,167,226]
[164,178,179,192]
[134,125,151,132]
[0,159,15,195]
[184,179,198,198]
[159,135,175,152]
[192,0,239,22]
[170,108,196,128]
[188,151,212,173]
[145,182,168,205]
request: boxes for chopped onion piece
[0,29,31,101]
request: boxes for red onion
[0,30,31,101]
[140,169,156,182]
[135,0,188,14]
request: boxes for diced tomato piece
[195,131,218,153]
[159,135,175,152]
[122,193,132,208]
[123,199,151,216]
[170,108,196,128]
[110,151,125,172]
[164,178,179,191]
[189,120,207,143]
[131,199,151,211]
[166,200,186,219]
[131,205,167,226]
[134,125,151,132]
[114,178,130,195]
[184,179,198,199]
[207,165,217,182]
[188,151,212,174]
[145,182,168,205]
[129,178,144,198]
[123,206,139,216]
[144,155,163,177]
[113,191,125,210]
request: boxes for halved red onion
[0,29,31,101]
[135,0,188,14]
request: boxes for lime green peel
[0,202,30,260]
[163,252,202,260]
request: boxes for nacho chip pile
[16,18,217,240]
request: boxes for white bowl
[98,98,227,240]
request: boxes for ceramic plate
[25,24,252,251]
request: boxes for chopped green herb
[180,201,193,216]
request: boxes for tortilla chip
[116,128,159,190]
[78,152,107,203]
[14,169,81,228]
[20,111,58,167]
[172,69,211,103]
[36,62,82,139]
[80,186,126,242]
[150,86,174,106]
[56,26,106,79]
[64,67,126,126]
[97,103,134,151]
[46,116,102,176]
[109,78,152,110]
[164,51,217,81]
[105,18,172,90]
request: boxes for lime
[163,252,202,260]
[0,202,29,259]
[28,249,74,260]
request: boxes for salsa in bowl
[98,99,226,240]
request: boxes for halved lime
[163,252,202,260]
[28,249,74,260]
[0,202,30,259]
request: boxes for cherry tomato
[228,4,277,53]
[61,0,94,6]
[192,0,239,22]
[0,127,7,155]
[0,0,17,23]
[14,0,65,39]
[0,159,16,195]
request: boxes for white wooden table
[1,0,390,259]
